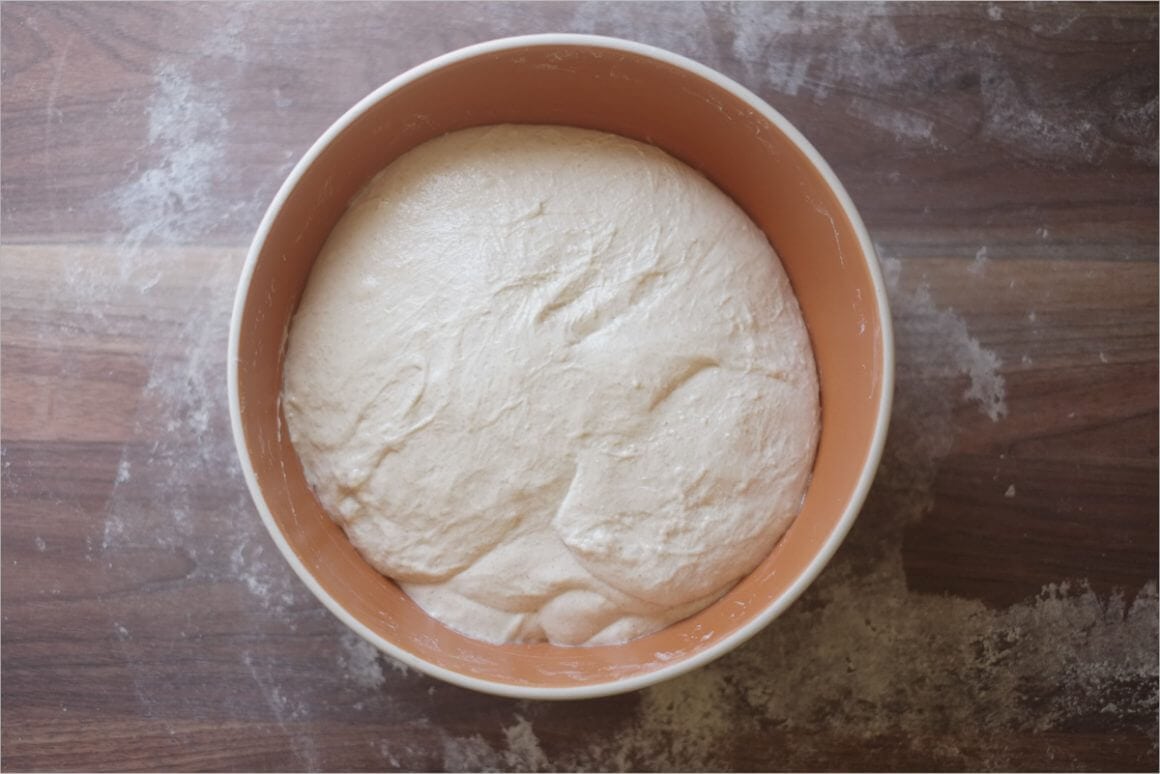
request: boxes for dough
[282,125,819,646]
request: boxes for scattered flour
[565,2,713,62]
[1005,484,1017,498]
[101,513,127,551]
[442,734,501,772]
[111,63,231,277]
[243,652,319,769]
[338,631,386,691]
[847,95,939,146]
[719,3,1157,164]
[384,655,413,677]
[969,246,989,275]
[95,5,305,611]
[228,541,297,614]
[728,4,906,104]
[882,256,1008,421]
[433,715,556,773]
[83,10,325,765]
[501,716,551,772]
[979,71,1107,165]
[376,741,401,768]
[424,579,1157,772]
[724,4,945,148]
[33,536,47,552]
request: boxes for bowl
[228,33,893,699]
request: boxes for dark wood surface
[2,3,1157,771]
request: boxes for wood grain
[2,3,1157,772]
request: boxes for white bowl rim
[227,32,895,700]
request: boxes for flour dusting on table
[28,3,1151,770]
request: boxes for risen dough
[283,125,819,646]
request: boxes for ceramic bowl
[229,33,893,699]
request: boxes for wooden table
[3,3,1156,771]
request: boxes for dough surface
[282,125,820,646]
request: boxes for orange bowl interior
[235,42,887,689]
